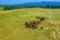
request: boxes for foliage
[0,4,60,10]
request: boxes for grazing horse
[25,16,48,29]
[36,16,47,22]
[24,21,32,28]
[25,20,41,29]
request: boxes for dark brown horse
[25,16,48,29]
[36,16,47,21]
[24,20,41,29]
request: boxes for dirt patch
[55,21,60,25]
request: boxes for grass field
[0,8,60,40]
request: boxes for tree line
[0,4,60,10]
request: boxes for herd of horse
[24,16,49,29]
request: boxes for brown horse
[36,16,47,22]
[25,16,48,29]
[24,20,41,29]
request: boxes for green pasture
[0,8,60,40]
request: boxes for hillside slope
[0,8,60,40]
